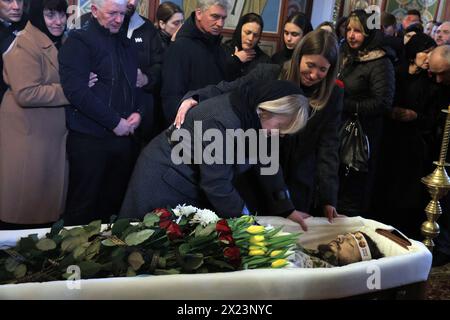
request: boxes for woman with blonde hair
[172,29,344,231]
[120,80,309,219]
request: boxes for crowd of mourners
[0,0,450,265]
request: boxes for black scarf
[229,80,304,131]
[29,1,65,49]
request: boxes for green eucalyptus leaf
[157,256,166,269]
[195,223,216,237]
[178,243,191,256]
[68,227,85,237]
[85,241,101,260]
[101,239,118,247]
[5,258,19,273]
[143,214,160,227]
[112,219,131,236]
[78,261,102,278]
[205,258,235,270]
[128,252,145,271]
[36,238,57,251]
[125,229,155,246]
[84,220,102,237]
[73,245,87,261]
[13,264,27,278]
[183,253,204,271]
[59,229,70,239]
[61,234,89,252]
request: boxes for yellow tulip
[249,245,267,252]
[239,216,254,224]
[271,259,288,268]
[270,250,283,257]
[250,235,265,244]
[249,250,266,256]
[246,225,265,235]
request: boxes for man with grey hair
[59,0,145,225]
[429,45,450,85]
[161,0,230,125]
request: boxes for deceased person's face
[318,232,367,266]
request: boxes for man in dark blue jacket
[0,0,27,102]
[59,0,144,225]
[161,0,230,125]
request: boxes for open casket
[0,216,432,300]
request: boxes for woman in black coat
[375,33,438,238]
[337,10,395,217]
[120,80,309,219]
[271,12,313,67]
[155,1,184,52]
[222,13,271,80]
[174,30,343,230]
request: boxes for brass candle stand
[421,107,450,252]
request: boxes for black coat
[271,48,293,67]
[59,18,143,138]
[182,63,343,214]
[80,12,163,93]
[338,46,395,214]
[0,17,27,102]
[125,13,163,94]
[161,12,229,125]
[119,93,277,219]
[222,40,271,80]
[374,68,439,236]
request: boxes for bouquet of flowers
[0,206,300,285]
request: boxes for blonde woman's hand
[174,98,198,129]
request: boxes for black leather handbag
[339,114,370,173]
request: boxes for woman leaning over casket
[120,80,309,220]
[173,29,343,231]
[0,0,70,228]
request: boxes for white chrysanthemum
[190,209,220,227]
[173,204,198,217]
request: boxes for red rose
[219,234,234,245]
[216,219,231,234]
[159,219,172,229]
[335,79,345,89]
[154,208,172,219]
[224,247,240,259]
[166,222,183,240]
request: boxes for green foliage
[0,212,300,285]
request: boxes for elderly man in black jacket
[59,0,144,226]
[0,0,27,102]
[79,0,164,142]
[161,0,230,125]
